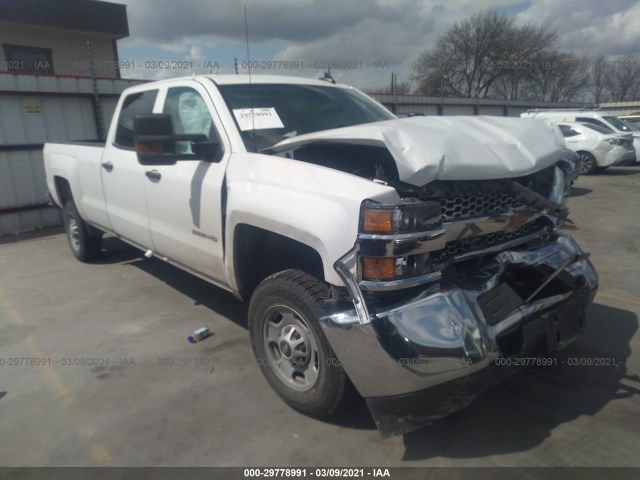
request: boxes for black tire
[249,269,355,417]
[63,200,102,262]
[578,151,597,175]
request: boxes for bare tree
[604,53,640,101]
[495,23,557,100]
[590,55,609,103]
[521,51,589,102]
[412,10,640,103]
[371,81,413,95]
[413,11,514,98]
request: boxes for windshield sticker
[233,108,284,131]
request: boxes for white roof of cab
[143,74,346,88]
[206,74,344,87]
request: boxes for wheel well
[53,177,102,236]
[54,176,72,207]
[234,224,325,300]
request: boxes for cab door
[101,88,160,248]
[143,82,230,282]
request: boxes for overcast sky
[112,0,640,90]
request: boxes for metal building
[0,0,144,234]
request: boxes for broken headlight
[358,200,442,284]
[360,200,441,235]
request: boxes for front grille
[432,217,550,264]
[439,192,515,220]
[419,166,556,221]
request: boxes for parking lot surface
[1,167,639,467]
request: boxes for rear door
[143,81,231,282]
[101,88,159,248]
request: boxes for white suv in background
[556,122,635,174]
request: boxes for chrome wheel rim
[579,153,593,173]
[67,215,81,252]
[263,305,320,392]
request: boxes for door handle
[145,170,162,181]
[101,161,114,172]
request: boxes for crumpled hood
[269,116,565,186]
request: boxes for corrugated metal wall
[442,104,475,115]
[373,93,591,117]
[0,72,145,234]
[477,105,505,116]
[598,102,640,116]
[0,148,61,233]
[395,104,440,116]
[0,95,97,144]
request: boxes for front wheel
[63,200,102,262]
[248,269,355,417]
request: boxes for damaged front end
[320,165,598,437]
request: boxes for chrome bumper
[320,233,597,434]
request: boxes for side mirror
[133,114,219,165]
[192,140,221,158]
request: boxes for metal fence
[0,72,144,234]
[372,93,640,118]
[371,93,588,116]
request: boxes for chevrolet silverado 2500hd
[44,75,598,437]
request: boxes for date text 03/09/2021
[243,468,391,478]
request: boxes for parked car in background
[619,114,640,131]
[556,122,635,174]
[522,110,640,164]
[557,147,582,194]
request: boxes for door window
[559,125,581,137]
[576,117,608,130]
[163,87,221,155]
[114,90,159,150]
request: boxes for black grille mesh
[432,217,550,264]
[440,192,516,220]
[419,166,556,221]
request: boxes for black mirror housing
[133,114,220,165]
[134,114,178,165]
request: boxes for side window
[3,44,54,74]
[163,87,220,155]
[576,117,606,129]
[559,125,580,137]
[581,123,614,134]
[114,90,158,150]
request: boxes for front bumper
[320,233,598,436]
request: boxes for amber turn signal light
[363,210,394,233]
[135,143,164,153]
[362,257,395,281]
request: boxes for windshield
[217,83,395,151]
[622,119,640,132]
[603,115,634,132]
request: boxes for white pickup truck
[44,74,598,437]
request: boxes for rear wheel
[249,269,355,417]
[578,151,597,175]
[63,201,102,262]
